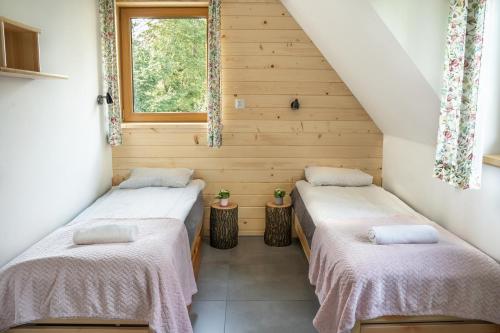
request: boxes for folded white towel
[368,225,439,245]
[73,224,139,245]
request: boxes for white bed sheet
[71,179,206,224]
[295,180,417,225]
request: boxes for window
[119,7,208,122]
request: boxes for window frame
[118,7,209,123]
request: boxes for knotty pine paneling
[222,55,330,70]
[222,42,321,56]
[112,0,383,236]
[222,16,300,30]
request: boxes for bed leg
[351,321,361,333]
[191,225,203,281]
[294,213,311,262]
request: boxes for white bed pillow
[119,168,194,189]
[305,167,373,187]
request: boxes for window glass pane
[130,17,207,113]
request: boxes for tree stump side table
[264,201,292,247]
[210,202,239,249]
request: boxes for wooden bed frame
[6,223,204,333]
[294,213,500,333]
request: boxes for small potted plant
[274,188,286,205]
[216,189,230,207]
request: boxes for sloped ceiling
[369,0,448,96]
[281,0,440,145]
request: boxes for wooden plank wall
[112,0,383,236]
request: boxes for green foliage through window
[131,17,207,113]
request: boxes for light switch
[235,98,246,109]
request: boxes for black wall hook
[97,92,114,105]
[291,98,300,110]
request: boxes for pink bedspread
[309,215,500,333]
[0,218,197,333]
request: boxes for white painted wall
[478,0,500,153]
[0,0,112,266]
[369,0,448,95]
[369,0,500,153]
[281,0,500,260]
[383,136,500,261]
[381,0,500,262]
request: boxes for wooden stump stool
[264,202,292,247]
[210,202,239,249]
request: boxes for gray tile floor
[190,237,319,333]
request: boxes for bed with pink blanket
[0,181,206,333]
[293,180,500,333]
[0,218,196,333]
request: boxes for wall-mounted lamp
[97,92,113,105]
[291,98,300,110]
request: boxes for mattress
[71,179,206,246]
[291,180,416,246]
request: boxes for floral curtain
[207,0,222,148]
[434,0,487,189]
[98,0,122,146]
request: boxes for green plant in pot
[274,188,286,205]
[216,189,230,207]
